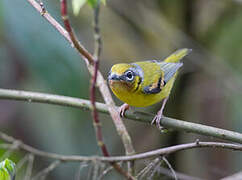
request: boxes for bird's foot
[119,103,130,117]
[151,112,166,132]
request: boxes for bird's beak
[108,72,121,81]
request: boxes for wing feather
[159,62,183,83]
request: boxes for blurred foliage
[0,159,16,180]
[0,0,242,179]
[72,0,106,15]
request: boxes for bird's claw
[151,114,166,132]
[119,104,130,117]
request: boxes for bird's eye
[125,71,134,81]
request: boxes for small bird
[108,48,192,129]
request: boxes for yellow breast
[109,76,176,107]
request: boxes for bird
[108,48,192,130]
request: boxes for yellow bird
[108,48,192,129]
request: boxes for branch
[89,0,109,158]
[60,1,133,179]
[221,171,242,180]
[1,88,242,144]
[26,0,135,158]
[0,131,241,162]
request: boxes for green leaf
[72,0,106,15]
[0,159,16,180]
[87,0,106,8]
[72,0,87,16]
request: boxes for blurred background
[1,0,242,179]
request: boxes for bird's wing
[159,62,183,83]
[142,62,183,94]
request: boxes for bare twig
[137,158,161,179]
[89,0,109,160]
[0,140,20,161]
[158,167,203,180]
[59,1,133,179]
[16,155,30,171]
[98,162,123,180]
[75,162,88,180]
[32,160,61,180]
[221,171,242,180]
[162,157,177,180]
[24,154,34,180]
[92,160,101,180]
[0,131,241,163]
[147,159,162,179]
[1,88,242,144]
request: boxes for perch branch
[1,88,242,144]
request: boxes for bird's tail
[164,48,192,63]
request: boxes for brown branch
[89,0,109,157]
[0,89,242,144]
[0,131,241,163]
[59,1,133,179]
[1,88,242,144]
[27,0,135,157]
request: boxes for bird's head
[108,63,142,94]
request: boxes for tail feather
[164,48,192,63]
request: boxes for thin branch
[32,160,61,180]
[1,88,242,144]
[137,157,161,179]
[158,167,203,180]
[75,162,88,180]
[89,0,109,158]
[24,154,34,180]
[26,0,135,159]
[16,155,30,171]
[60,1,133,179]
[0,131,241,162]
[147,159,162,179]
[98,162,123,180]
[0,140,20,161]
[221,171,242,180]
[162,157,177,180]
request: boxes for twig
[158,167,203,180]
[26,0,135,160]
[221,171,242,180]
[98,162,123,180]
[137,158,160,179]
[92,160,100,180]
[87,163,94,180]
[1,88,242,144]
[16,155,30,171]
[25,154,34,180]
[0,131,241,162]
[147,159,162,179]
[162,157,177,180]
[75,162,88,180]
[89,0,109,159]
[0,140,20,161]
[60,1,133,179]
[32,160,61,180]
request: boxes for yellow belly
[111,77,175,107]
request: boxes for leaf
[72,0,106,15]
[87,0,106,8]
[0,159,16,180]
[72,0,87,16]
